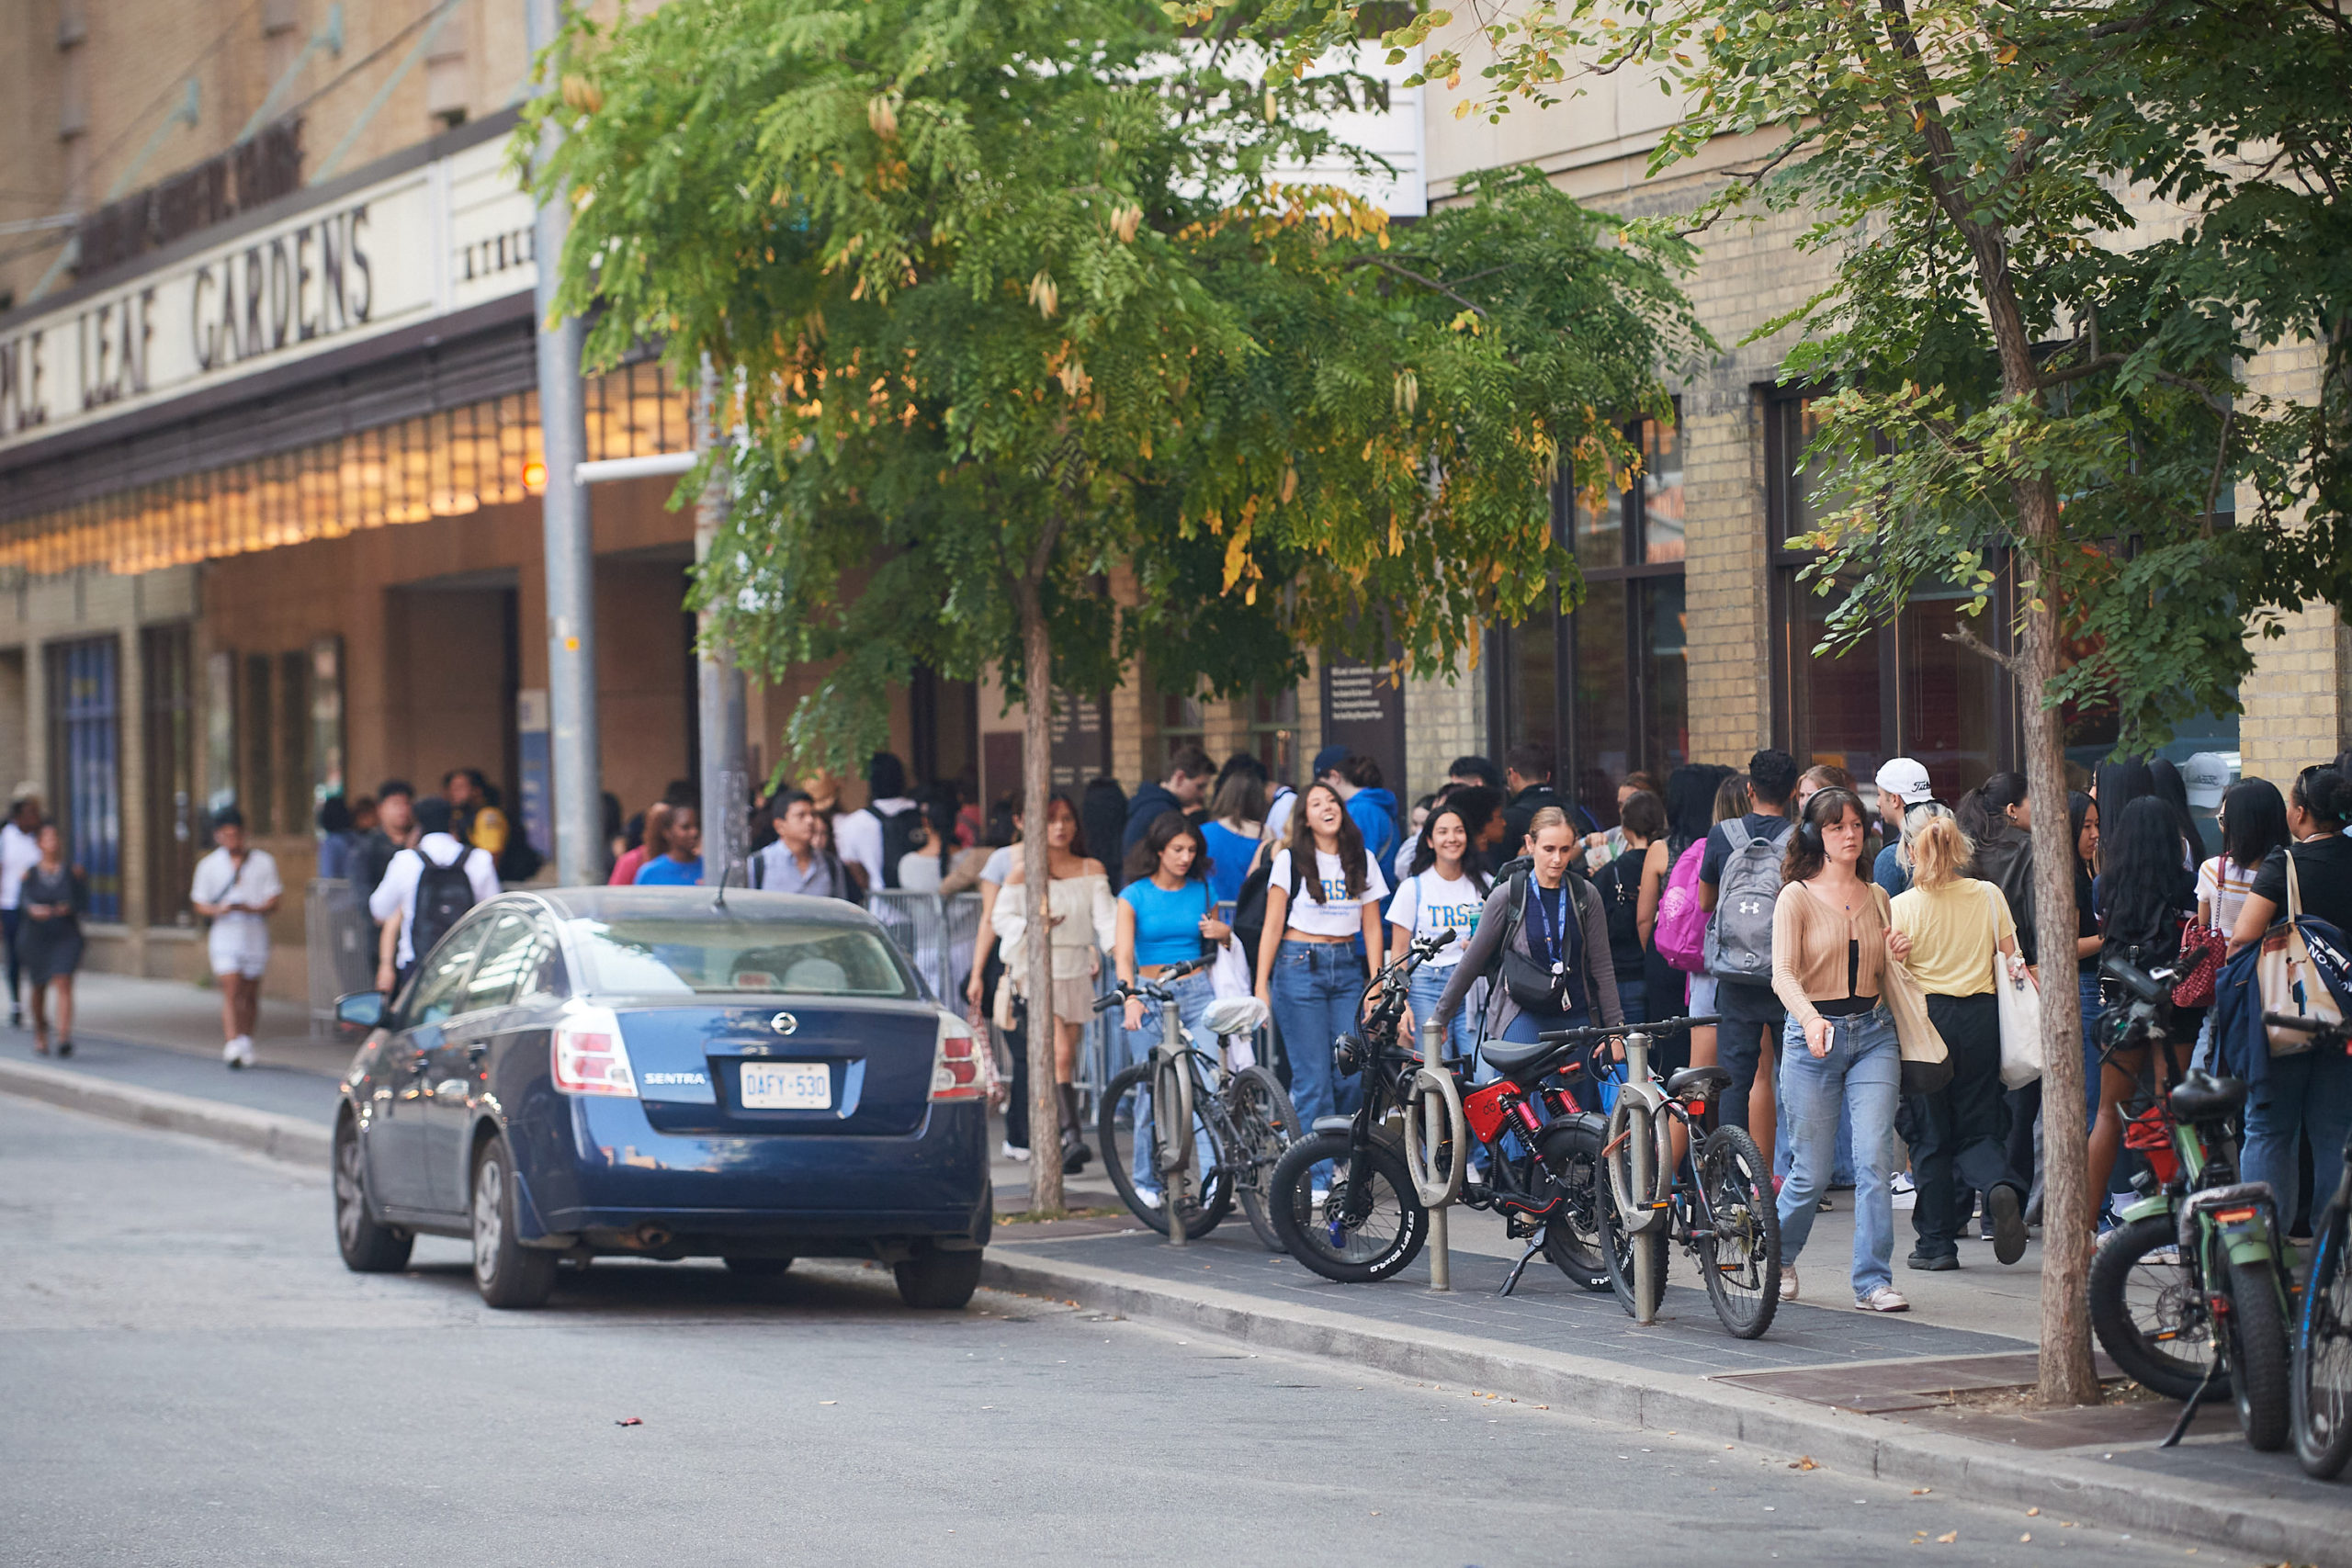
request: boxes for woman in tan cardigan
[1770,785,1916,1314]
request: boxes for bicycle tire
[2227,1254,2293,1452]
[1602,1183,1668,1320]
[2293,1202,2352,1479]
[1268,1131,1427,1283]
[2086,1213,2212,1401]
[1226,1065,1299,1254]
[1533,1116,1613,1292]
[1695,1125,1781,1340]
[1096,1062,1232,1240]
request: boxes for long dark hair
[2293,765,2352,831]
[1407,800,1494,896]
[1781,787,1866,885]
[2067,790,2097,874]
[1664,763,1727,858]
[1123,810,1209,886]
[2101,795,2194,959]
[1285,781,1367,901]
[2147,759,2201,859]
[2219,777,2288,872]
[1043,792,1086,859]
[2094,758,2155,825]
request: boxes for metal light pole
[695,355,751,889]
[526,0,601,886]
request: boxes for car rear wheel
[722,1256,795,1278]
[471,1134,558,1310]
[333,1115,412,1274]
[894,1248,983,1310]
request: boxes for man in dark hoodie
[1122,746,1214,856]
[1498,742,1568,853]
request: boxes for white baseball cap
[1873,757,1933,805]
[2182,751,2233,810]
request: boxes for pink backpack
[1655,840,1711,974]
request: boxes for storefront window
[49,637,122,923]
[142,626,198,927]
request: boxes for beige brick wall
[1402,646,1481,804]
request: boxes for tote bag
[2258,852,2346,1054]
[1985,881,2042,1088]
[1876,886,1951,1094]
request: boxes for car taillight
[553,1008,637,1097]
[931,1010,983,1102]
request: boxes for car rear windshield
[565,918,915,998]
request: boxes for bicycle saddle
[1478,1037,1561,1077]
[2167,1072,2246,1123]
[1666,1065,1732,1100]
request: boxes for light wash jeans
[1776,1006,1902,1300]
[1408,964,1477,1068]
[2244,1043,2352,1228]
[1269,941,1368,1130]
[1119,969,1216,1197]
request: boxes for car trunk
[618,999,939,1137]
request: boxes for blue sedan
[331,887,992,1309]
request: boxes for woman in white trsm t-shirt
[1391,798,1489,1066]
[1253,783,1387,1137]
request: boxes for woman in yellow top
[1888,808,2031,1271]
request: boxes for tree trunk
[2016,558,2100,1407]
[1015,578,1065,1216]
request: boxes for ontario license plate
[739,1061,831,1110]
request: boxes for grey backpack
[1703,818,1790,981]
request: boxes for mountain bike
[1583,1014,1781,1338]
[1094,957,1300,1248]
[1264,932,1457,1281]
[2085,955,2295,1451]
[2269,1011,2352,1479]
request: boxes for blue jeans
[1408,964,1478,1068]
[1269,941,1367,1134]
[2079,971,2104,1126]
[1120,970,1216,1196]
[2244,1043,2352,1228]
[1776,1007,1902,1298]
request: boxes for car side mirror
[334,990,387,1033]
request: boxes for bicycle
[1582,1014,1781,1338]
[1093,956,1301,1248]
[1264,932,1456,1282]
[2269,1011,2352,1479]
[2084,955,2295,1452]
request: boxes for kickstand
[2158,1355,2225,1449]
[1498,1230,1546,1297]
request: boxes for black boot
[1057,1083,1091,1175]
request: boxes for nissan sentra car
[330,887,991,1309]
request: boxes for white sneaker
[1778,1267,1799,1303]
[1136,1189,1163,1211]
[1310,1187,1330,1210]
[1855,1285,1911,1313]
[222,1035,255,1069]
[1000,1141,1030,1163]
[1889,1171,1917,1195]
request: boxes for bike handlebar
[1534,1015,1719,1044]
[2266,1011,2351,1042]
[1092,953,1216,1012]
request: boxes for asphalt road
[0,1096,2216,1567]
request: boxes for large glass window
[141,626,198,928]
[1495,408,1687,829]
[49,637,123,922]
[1770,394,2014,801]
[1247,684,1299,785]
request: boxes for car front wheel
[894,1248,982,1310]
[471,1134,557,1310]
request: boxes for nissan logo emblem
[770,1011,798,1036]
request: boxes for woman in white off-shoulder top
[990,793,1116,1173]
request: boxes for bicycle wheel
[2226,1255,2293,1452]
[1225,1065,1299,1254]
[1534,1116,1612,1292]
[1268,1131,1427,1283]
[2293,1203,2352,1479]
[1602,1186,1668,1320]
[1695,1125,1781,1340]
[2086,1213,2212,1401]
[1097,1062,1232,1240]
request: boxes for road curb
[0,1057,331,1168]
[981,1247,2349,1564]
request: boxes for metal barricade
[304,878,378,1037]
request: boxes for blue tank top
[1122,877,1213,966]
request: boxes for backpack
[871,804,923,890]
[1229,855,1277,973]
[1704,818,1791,981]
[498,836,544,886]
[1593,854,1643,975]
[410,844,478,964]
[1655,840,1711,973]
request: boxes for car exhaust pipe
[630,1224,673,1250]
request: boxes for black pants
[1714,979,1785,1137]
[2005,1079,2041,1206]
[1909,991,2024,1258]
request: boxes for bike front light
[1331,1032,1367,1077]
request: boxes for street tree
[1234,0,2352,1400]
[526,0,1706,1213]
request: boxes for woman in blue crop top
[1114,813,1233,1202]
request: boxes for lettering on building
[190,202,373,371]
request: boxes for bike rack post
[1408,1019,1467,1292]
[1625,1027,1658,1325]
[1163,988,1192,1249]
